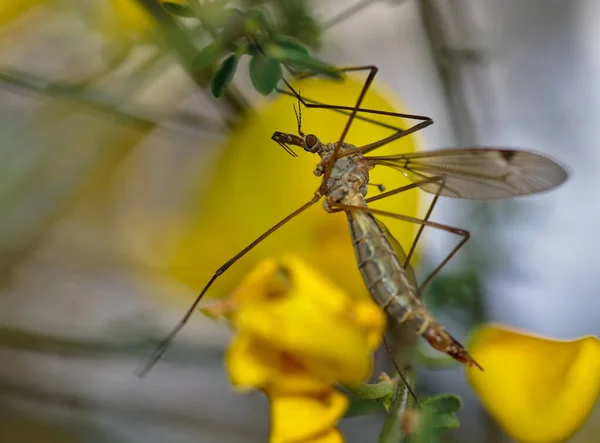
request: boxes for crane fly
[138,65,567,376]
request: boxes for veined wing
[374,217,418,289]
[366,148,568,199]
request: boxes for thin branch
[0,325,224,367]
[0,380,257,436]
[324,0,408,30]
[0,69,226,133]
[378,368,416,443]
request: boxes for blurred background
[0,0,599,442]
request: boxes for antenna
[293,91,304,136]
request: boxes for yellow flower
[158,74,421,305]
[466,324,600,443]
[269,391,347,443]
[212,254,385,443]
[100,0,188,44]
[225,255,385,391]
[0,0,46,27]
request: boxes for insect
[138,65,567,376]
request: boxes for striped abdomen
[346,209,430,328]
[346,208,482,369]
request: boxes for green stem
[0,69,225,133]
[0,70,150,125]
[377,320,420,443]
[378,369,416,443]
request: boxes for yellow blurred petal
[226,334,330,394]
[110,0,153,32]
[101,0,178,43]
[226,334,271,389]
[230,257,293,305]
[236,301,373,383]
[304,429,344,443]
[269,390,348,443]
[466,324,600,443]
[0,0,40,26]
[232,255,360,314]
[161,75,421,305]
[350,300,388,350]
[232,256,384,383]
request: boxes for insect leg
[277,81,432,159]
[382,334,419,405]
[360,175,448,272]
[137,195,321,377]
[310,66,380,195]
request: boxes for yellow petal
[0,0,42,26]
[107,0,153,35]
[226,333,330,394]
[466,324,600,443]
[230,257,294,306]
[232,255,360,314]
[232,256,384,383]
[101,0,179,43]
[350,300,388,350]
[226,334,272,390]
[302,429,344,443]
[268,389,348,443]
[159,75,421,305]
[237,301,373,383]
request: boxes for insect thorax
[316,142,373,210]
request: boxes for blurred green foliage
[143,0,341,97]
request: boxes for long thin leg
[313,66,379,195]
[279,71,433,159]
[137,195,321,377]
[382,334,419,405]
[360,176,448,272]
[330,203,470,293]
[362,177,443,205]
[353,175,446,271]
[276,87,404,133]
[404,177,447,270]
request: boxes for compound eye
[305,134,319,151]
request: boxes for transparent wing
[366,148,568,199]
[374,217,418,288]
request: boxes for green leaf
[264,40,341,80]
[378,376,417,443]
[192,43,219,72]
[264,40,310,64]
[413,410,445,443]
[344,398,385,418]
[161,1,195,18]
[245,10,272,36]
[343,381,395,401]
[422,393,462,412]
[211,55,239,98]
[287,57,342,79]
[218,8,247,46]
[408,394,462,443]
[273,36,311,58]
[249,54,282,95]
[421,394,462,429]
